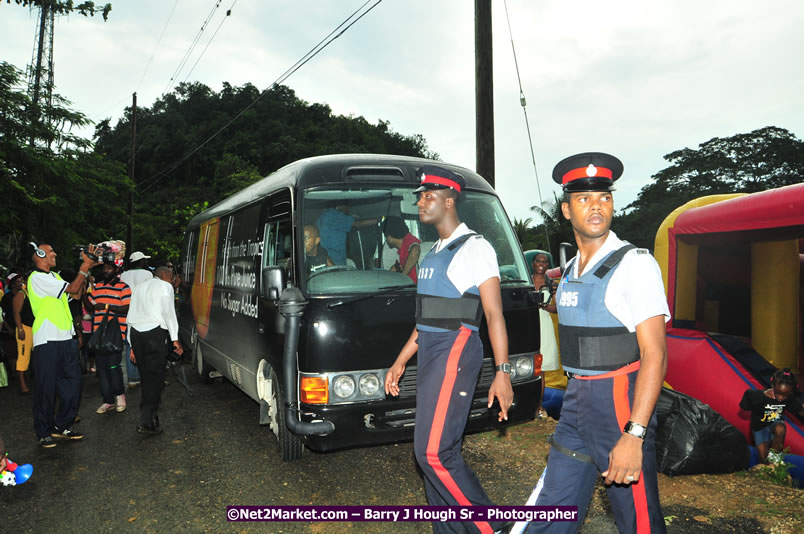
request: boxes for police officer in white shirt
[524,153,670,534]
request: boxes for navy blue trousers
[525,364,666,534]
[415,327,501,534]
[32,339,82,439]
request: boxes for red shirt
[399,233,422,283]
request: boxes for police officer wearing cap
[524,153,670,534]
[385,165,512,534]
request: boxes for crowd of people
[0,244,183,448]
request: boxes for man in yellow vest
[28,243,99,448]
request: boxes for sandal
[537,409,549,419]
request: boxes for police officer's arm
[602,314,667,485]
[479,276,514,422]
[384,327,418,397]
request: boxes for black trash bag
[655,387,749,476]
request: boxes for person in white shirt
[120,251,153,387]
[384,166,512,534]
[524,153,670,534]
[121,251,153,290]
[127,266,183,434]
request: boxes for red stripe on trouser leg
[612,374,652,533]
[425,327,493,534]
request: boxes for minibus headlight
[332,375,356,399]
[358,373,380,397]
[514,356,534,380]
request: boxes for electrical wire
[502,0,551,255]
[181,0,238,84]
[160,0,222,97]
[137,0,180,93]
[138,0,384,194]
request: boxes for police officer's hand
[602,433,643,486]
[384,361,406,397]
[488,373,513,422]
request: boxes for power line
[502,0,552,255]
[160,0,223,97]
[137,0,180,93]
[181,0,238,84]
[138,0,383,194]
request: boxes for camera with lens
[74,243,116,263]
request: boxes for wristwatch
[495,362,512,375]
[623,421,647,440]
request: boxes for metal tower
[27,1,55,144]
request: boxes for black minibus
[178,154,542,460]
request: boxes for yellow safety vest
[27,271,73,336]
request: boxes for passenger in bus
[303,225,334,276]
[384,166,513,534]
[315,204,377,265]
[382,216,421,283]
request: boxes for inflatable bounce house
[654,183,804,481]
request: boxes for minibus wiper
[328,284,416,308]
[500,279,528,285]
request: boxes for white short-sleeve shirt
[430,222,500,294]
[568,231,670,332]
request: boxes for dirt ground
[463,417,804,533]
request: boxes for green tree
[93,81,438,262]
[529,192,574,255]
[618,126,804,249]
[0,60,130,266]
[5,1,112,20]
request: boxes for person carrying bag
[89,305,126,413]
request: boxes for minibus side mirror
[261,266,287,301]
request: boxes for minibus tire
[194,339,214,384]
[269,367,304,461]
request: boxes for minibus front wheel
[265,365,304,461]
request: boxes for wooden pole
[475,0,495,188]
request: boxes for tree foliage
[616,126,804,249]
[93,81,438,261]
[0,61,129,268]
[6,0,112,20]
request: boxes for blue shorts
[753,422,785,445]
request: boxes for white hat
[129,251,151,262]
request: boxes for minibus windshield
[300,187,529,295]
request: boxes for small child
[739,368,804,462]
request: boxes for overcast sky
[3,0,803,223]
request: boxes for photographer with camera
[28,243,100,448]
[532,253,559,419]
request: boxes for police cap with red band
[414,165,467,194]
[552,152,623,193]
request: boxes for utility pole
[127,92,137,254]
[475,0,495,188]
